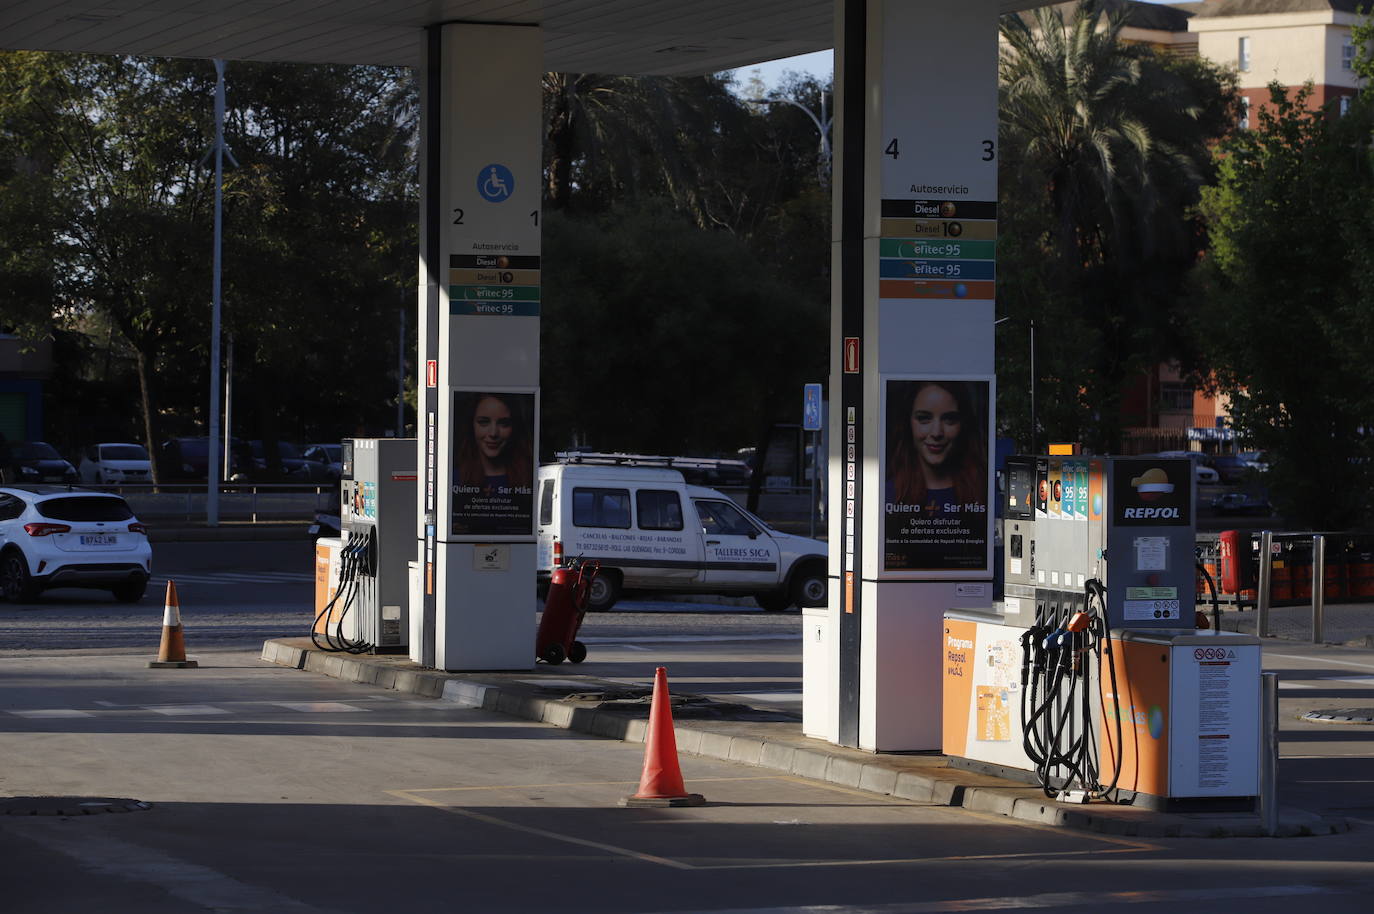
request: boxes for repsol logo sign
[1122,507,1181,520]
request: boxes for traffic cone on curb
[148,581,198,669]
[620,667,704,807]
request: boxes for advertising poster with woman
[451,390,536,537]
[882,377,993,574]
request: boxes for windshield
[38,496,135,522]
[177,439,208,458]
[253,441,301,459]
[101,444,148,461]
[14,442,61,460]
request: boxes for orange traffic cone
[148,581,198,669]
[620,667,704,807]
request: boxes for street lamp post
[207,58,226,526]
[752,93,833,187]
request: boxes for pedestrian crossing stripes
[149,571,314,586]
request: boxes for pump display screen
[1005,457,1035,520]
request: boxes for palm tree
[998,0,1237,451]
[542,72,744,225]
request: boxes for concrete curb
[260,637,1347,840]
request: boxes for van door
[693,498,780,590]
[624,487,700,586]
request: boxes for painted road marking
[389,786,694,870]
[388,776,1154,872]
[13,822,324,911]
[11,698,444,718]
[273,701,370,713]
[1269,652,1374,673]
[144,704,231,716]
[661,884,1339,912]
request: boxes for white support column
[417,23,543,671]
[813,0,999,751]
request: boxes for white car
[77,442,152,485]
[0,486,152,603]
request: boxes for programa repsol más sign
[1111,458,1192,527]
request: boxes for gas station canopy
[1,0,1040,74]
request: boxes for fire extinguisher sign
[426,360,438,388]
[844,337,860,374]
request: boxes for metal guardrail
[82,483,338,523]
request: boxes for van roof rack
[555,451,732,470]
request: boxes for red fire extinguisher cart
[536,558,600,665]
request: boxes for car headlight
[19,466,37,476]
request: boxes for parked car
[1206,453,1253,485]
[78,442,152,485]
[1210,491,1272,516]
[249,440,330,482]
[302,443,343,481]
[1238,450,1270,473]
[159,437,251,481]
[1152,451,1219,485]
[0,441,78,486]
[0,485,151,602]
[536,454,827,612]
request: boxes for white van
[536,454,827,612]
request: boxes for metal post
[397,306,406,436]
[1312,534,1325,644]
[1259,671,1280,836]
[1257,530,1273,638]
[223,335,234,479]
[1029,319,1036,456]
[207,59,226,527]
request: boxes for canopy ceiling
[1,1,1044,75]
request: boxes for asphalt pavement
[4,647,1374,914]
[6,530,1374,912]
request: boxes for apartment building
[1191,0,1365,121]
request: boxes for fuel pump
[311,438,416,654]
[943,456,1262,811]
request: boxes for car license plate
[80,534,118,546]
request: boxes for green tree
[0,53,418,476]
[215,61,416,452]
[0,54,220,477]
[541,203,824,456]
[1194,81,1374,528]
[997,2,1238,451]
[0,54,67,340]
[543,72,742,222]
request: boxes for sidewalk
[260,636,1348,840]
[1216,599,1374,645]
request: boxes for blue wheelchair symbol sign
[803,383,823,431]
[477,164,514,202]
